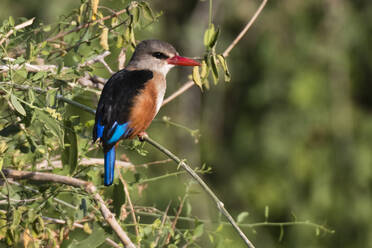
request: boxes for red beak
[167,55,200,66]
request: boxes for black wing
[93,69,153,143]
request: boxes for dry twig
[118,168,140,247]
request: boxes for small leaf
[217,54,231,82]
[132,6,140,24]
[141,2,155,21]
[237,211,249,223]
[62,119,78,174]
[203,24,215,48]
[193,224,204,239]
[99,27,109,50]
[91,0,99,20]
[46,88,59,107]
[210,54,219,85]
[83,223,92,234]
[192,66,203,90]
[36,109,64,146]
[209,27,220,48]
[32,71,46,81]
[265,205,269,220]
[9,16,14,26]
[10,94,26,116]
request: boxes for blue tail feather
[104,146,116,186]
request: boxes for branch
[118,169,140,246]
[1,51,111,74]
[222,0,268,57]
[162,81,194,107]
[162,0,268,106]
[142,136,255,248]
[46,2,137,42]
[0,17,35,46]
[2,169,136,248]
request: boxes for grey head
[127,39,179,75]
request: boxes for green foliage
[0,0,350,247]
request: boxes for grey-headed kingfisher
[93,40,200,186]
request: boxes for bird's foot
[137,131,148,142]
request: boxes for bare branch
[118,168,140,246]
[222,0,268,57]
[162,81,194,106]
[165,196,186,245]
[142,136,255,248]
[0,17,35,45]
[2,169,136,248]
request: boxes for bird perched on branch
[93,39,200,186]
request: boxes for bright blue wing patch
[96,118,104,139]
[108,122,129,144]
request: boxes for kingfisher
[93,40,200,186]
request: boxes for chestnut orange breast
[127,72,165,138]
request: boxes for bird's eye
[152,52,169,60]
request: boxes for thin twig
[153,201,171,247]
[0,17,35,45]
[165,196,186,245]
[162,0,267,106]
[2,169,136,248]
[142,136,255,248]
[118,168,140,247]
[162,81,194,106]
[222,0,268,57]
[46,3,137,42]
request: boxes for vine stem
[143,136,255,248]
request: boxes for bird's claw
[138,131,148,142]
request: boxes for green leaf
[10,94,26,116]
[237,211,249,223]
[36,109,64,146]
[46,88,59,107]
[9,16,14,26]
[10,207,21,231]
[62,119,78,175]
[72,225,106,248]
[204,24,215,47]
[192,66,203,90]
[217,54,231,82]
[140,2,155,21]
[132,5,140,24]
[210,54,219,85]
[32,71,47,81]
[113,179,126,217]
[203,24,219,49]
[193,224,204,239]
[265,205,269,220]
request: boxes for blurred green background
[2,0,372,247]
